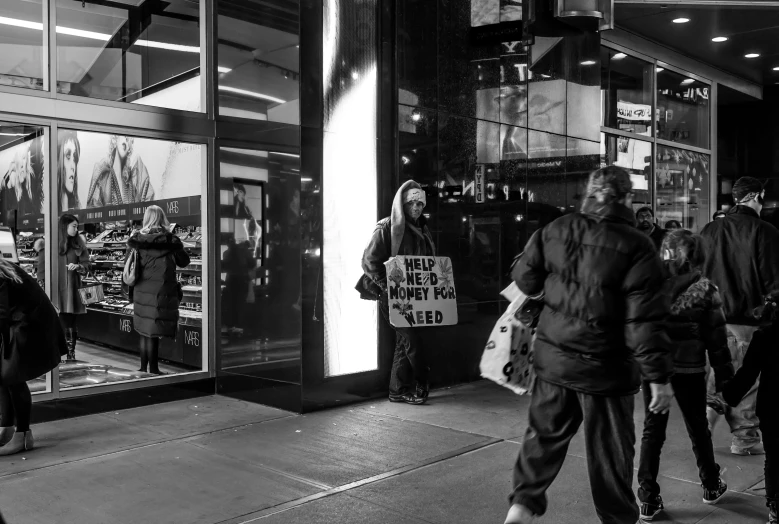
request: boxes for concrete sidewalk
[0,381,768,524]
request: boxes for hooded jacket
[512,201,673,396]
[661,269,733,381]
[127,228,190,338]
[701,205,779,325]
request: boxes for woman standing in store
[0,257,67,456]
[57,213,90,362]
[128,205,189,374]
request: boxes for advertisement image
[0,133,46,223]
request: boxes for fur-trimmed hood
[127,228,183,251]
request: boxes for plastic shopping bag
[479,283,540,395]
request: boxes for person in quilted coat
[505,166,674,524]
[637,230,734,520]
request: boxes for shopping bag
[479,283,542,395]
[78,274,105,306]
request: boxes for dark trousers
[0,382,32,432]
[511,378,638,524]
[379,297,428,396]
[764,425,778,503]
[638,374,720,502]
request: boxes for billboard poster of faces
[0,134,46,222]
[233,182,263,261]
[471,0,523,27]
[58,130,202,213]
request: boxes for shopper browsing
[57,213,90,362]
[127,205,189,375]
[0,258,68,456]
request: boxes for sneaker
[768,500,777,524]
[731,442,765,456]
[703,479,728,505]
[388,392,426,405]
[639,496,664,521]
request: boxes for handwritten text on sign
[384,256,458,328]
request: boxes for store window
[56,129,206,389]
[0,122,50,394]
[600,47,654,137]
[655,144,710,232]
[55,0,203,112]
[656,69,710,149]
[218,147,301,385]
[0,0,47,91]
[601,132,652,211]
[217,0,300,123]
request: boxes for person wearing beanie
[636,206,666,250]
[357,180,435,405]
[505,166,674,524]
[701,176,779,456]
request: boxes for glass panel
[56,129,205,389]
[0,0,47,91]
[398,0,437,110]
[655,144,710,232]
[218,147,301,384]
[657,69,710,149]
[600,47,654,137]
[55,0,203,111]
[0,123,51,393]
[217,0,300,123]
[600,132,652,211]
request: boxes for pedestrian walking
[636,206,666,250]
[127,205,190,374]
[722,301,779,524]
[701,176,779,456]
[56,213,90,362]
[505,166,674,524]
[357,180,434,405]
[0,258,68,456]
[637,230,733,521]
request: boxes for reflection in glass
[217,0,300,123]
[655,145,710,232]
[55,0,202,111]
[218,147,301,384]
[0,0,47,90]
[398,0,438,110]
[657,69,710,148]
[528,37,565,136]
[600,47,654,136]
[0,123,50,393]
[601,132,652,210]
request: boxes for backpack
[123,248,140,286]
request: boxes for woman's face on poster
[63,139,77,194]
[117,136,129,162]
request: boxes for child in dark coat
[722,304,779,524]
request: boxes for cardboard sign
[384,256,458,328]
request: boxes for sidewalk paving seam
[214,437,504,524]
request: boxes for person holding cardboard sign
[357,180,435,405]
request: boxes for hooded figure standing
[358,181,435,405]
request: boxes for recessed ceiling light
[672,18,690,24]
[774,66,779,71]
[681,79,695,84]
[217,66,231,74]
[712,36,728,43]
[745,53,760,58]
[612,53,627,60]
[656,67,665,72]
[218,86,286,104]
[580,60,596,66]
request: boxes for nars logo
[184,330,199,347]
[167,201,179,215]
[119,319,132,332]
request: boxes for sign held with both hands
[384,256,458,328]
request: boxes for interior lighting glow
[681,78,695,84]
[712,36,728,42]
[218,86,286,104]
[135,40,200,53]
[270,152,300,158]
[57,26,112,40]
[672,18,690,23]
[0,16,43,31]
[580,60,596,66]
[745,53,760,58]
[218,66,232,73]
[773,67,779,71]
[656,67,665,72]
[612,53,627,60]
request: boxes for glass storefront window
[217,1,300,123]
[55,0,203,112]
[56,129,206,389]
[600,47,654,137]
[655,144,710,232]
[218,146,301,385]
[600,132,652,211]
[0,122,50,394]
[0,0,47,91]
[657,69,710,149]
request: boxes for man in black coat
[636,206,666,250]
[505,166,674,524]
[701,176,779,456]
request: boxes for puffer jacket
[512,202,673,396]
[701,205,779,325]
[127,228,190,338]
[662,269,733,382]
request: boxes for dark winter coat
[56,235,90,315]
[648,225,666,251]
[127,229,189,338]
[357,216,435,300]
[701,205,779,325]
[512,202,673,396]
[0,263,67,385]
[662,269,733,384]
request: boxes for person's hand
[67,263,79,271]
[649,382,674,414]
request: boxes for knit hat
[732,176,763,203]
[584,166,632,204]
[390,180,424,256]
